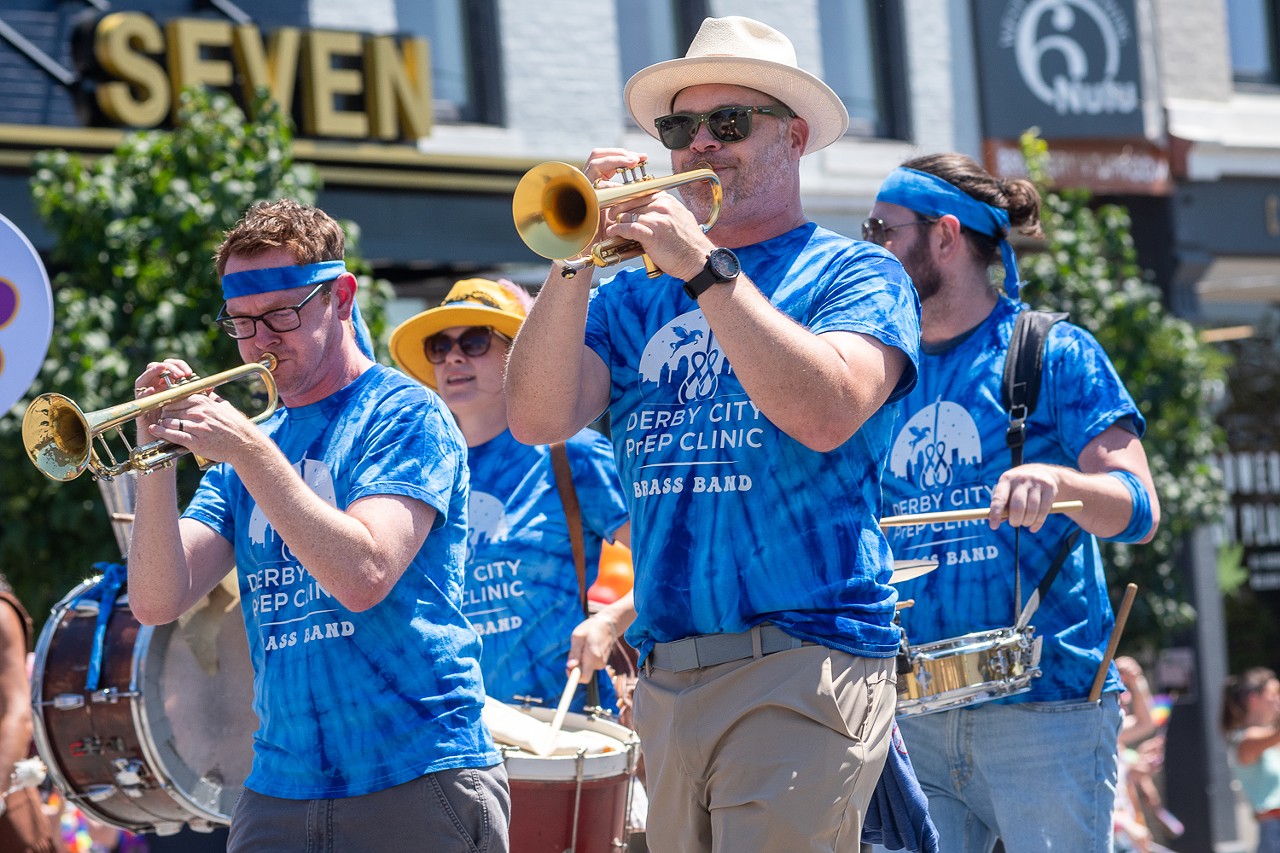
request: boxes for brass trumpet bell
[512,160,722,278]
[22,355,278,482]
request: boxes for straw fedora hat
[624,16,849,155]
[389,278,526,389]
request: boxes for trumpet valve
[621,159,650,184]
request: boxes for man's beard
[674,129,790,222]
[905,238,943,302]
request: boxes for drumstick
[1089,583,1137,703]
[879,500,1083,528]
[537,665,581,757]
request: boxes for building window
[1227,0,1278,84]
[396,0,501,123]
[818,0,908,139]
[616,0,706,115]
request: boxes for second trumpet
[512,160,722,279]
[22,354,278,482]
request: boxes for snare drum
[496,705,638,853]
[31,576,256,835]
[896,626,1042,717]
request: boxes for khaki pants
[634,644,895,853]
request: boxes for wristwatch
[683,248,740,300]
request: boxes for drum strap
[1002,309,1070,626]
[549,442,601,710]
[72,562,128,691]
[0,589,33,652]
[1015,529,1081,631]
[1002,308,1068,468]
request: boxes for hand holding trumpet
[22,354,276,481]
[133,357,272,470]
[513,146,721,279]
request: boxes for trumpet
[512,159,722,279]
[22,354,278,482]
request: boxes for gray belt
[647,624,808,673]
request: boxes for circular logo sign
[0,214,53,415]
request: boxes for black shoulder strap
[1003,309,1068,467]
[1002,308,1069,626]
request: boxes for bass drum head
[137,596,256,823]
[32,576,256,833]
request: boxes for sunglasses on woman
[423,327,509,364]
[654,105,796,150]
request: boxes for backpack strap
[1001,308,1069,625]
[549,441,601,710]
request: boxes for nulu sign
[78,12,432,142]
[973,0,1147,140]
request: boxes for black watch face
[710,249,740,279]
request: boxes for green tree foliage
[1,88,391,627]
[1016,131,1230,652]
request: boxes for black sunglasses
[217,280,332,339]
[424,327,509,364]
[861,217,937,246]
[654,105,795,150]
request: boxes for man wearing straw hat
[389,278,634,716]
[507,16,921,852]
[868,153,1160,850]
[127,199,509,852]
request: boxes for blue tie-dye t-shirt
[583,222,921,660]
[183,364,499,799]
[881,297,1144,702]
[464,428,629,712]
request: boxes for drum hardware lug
[150,822,184,836]
[77,784,118,804]
[46,693,86,710]
[72,600,101,617]
[70,736,102,757]
[90,687,139,704]
[188,819,217,833]
[512,694,543,710]
[112,758,149,795]
[584,704,615,722]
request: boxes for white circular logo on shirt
[637,311,731,404]
[889,401,983,490]
[467,491,509,550]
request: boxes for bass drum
[31,575,255,835]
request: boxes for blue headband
[221,260,375,359]
[875,167,1022,298]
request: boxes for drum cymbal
[889,559,940,584]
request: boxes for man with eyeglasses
[867,153,1160,852]
[506,15,920,853]
[389,278,634,717]
[127,199,509,853]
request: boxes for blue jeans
[1260,816,1280,853]
[227,764,510,853]
[889,696,1122,853]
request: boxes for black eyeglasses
[861,217,937,247]
[217,280,332,339]
[654,105,795,150]
[424,327,510,364]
